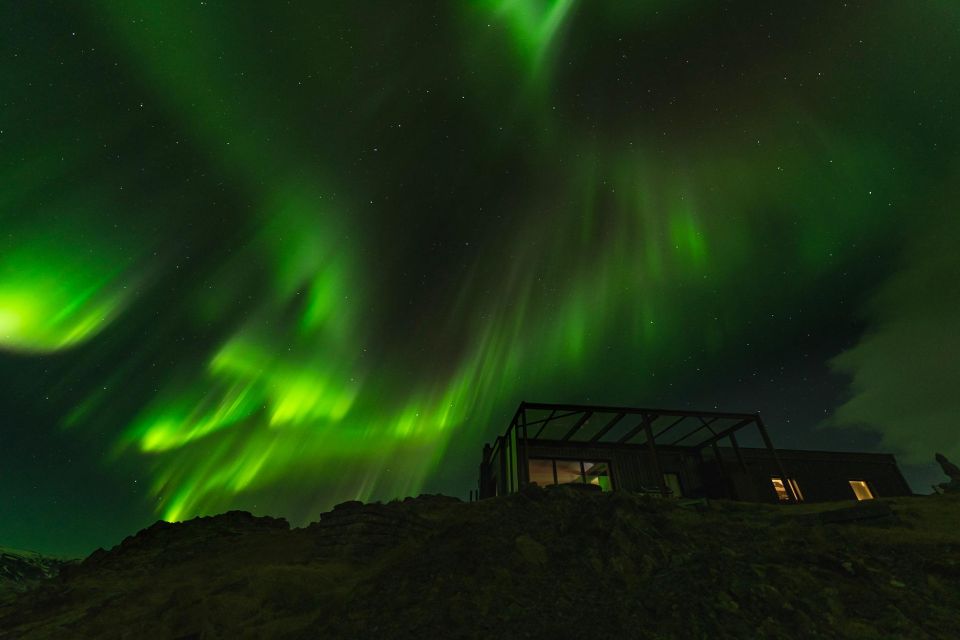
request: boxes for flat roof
[503,401,765,451]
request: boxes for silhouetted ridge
[2,491,958,639]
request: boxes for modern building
[478,401,913,503]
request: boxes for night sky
[2,2,958,557]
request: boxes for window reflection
[528,458,555,487]
[771,477,790,501]
[787,478,804,502]
[771,477,804,502]
[584,462,612,491]
[555,459,583,485]
[527,458,613,491]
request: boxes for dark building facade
[478,402,912,504]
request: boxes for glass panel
[603,417,641,443]
[788,478,804,502]
[849,480,874,501]
[536,413,580,440]
[555,459,584,485]
[663,473,683,497]
[584,461,612,491]
[528,459,556,487]
[771,477,790,501]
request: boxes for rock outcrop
[1,491,959,639]
[0,548,74,597]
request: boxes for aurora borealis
[2,2,959,556]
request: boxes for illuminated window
[771,477,803,501]
[787,478,804,502]
[527,458,613,491]
[555,459,583,484]
[663,473,683,497]
[584,462,612,491]
[528,459,556,487]
[849,480,874,501]
[771,477,790,501]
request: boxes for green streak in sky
[0,238,129,353]
[4,2,955,536]
[477,0,577,70]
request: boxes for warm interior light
[787,478,804,502]
[849,480,874,501]
[528,458,556,487]
[771,477,790,501]
[527,458,613,491]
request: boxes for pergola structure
[480,400,798,501]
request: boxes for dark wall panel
[484,438,912,504]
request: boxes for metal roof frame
[482,400,798,502]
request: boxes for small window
[849,480,874,501]
[787,478,804,502]
[771,477,803,501]
[771,477,790,501]
[663,473,683,497]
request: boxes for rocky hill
[0,547,74,598]
[1,488,958,639]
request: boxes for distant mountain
[0,547,74,597]
[1,491,959,639]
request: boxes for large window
[528,458,556,487]
[528,458,613,491]
[849,480,874,501]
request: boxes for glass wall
[527,458,613,491]
[584,462,612,491]
[528,458,556,487]
[555,459,584,485]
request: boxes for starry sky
[2,1,958,557]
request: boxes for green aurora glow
[2,2,958,552]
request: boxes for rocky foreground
[0,548,74,598]
[1,488,958,639]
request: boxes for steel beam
[588,412,626,442]
[527,410,580,430]
[520,408,530,485]
[617,414,660,444]
[643,416,669,495]
[712,440,736,499]
[729,432,748,473]
[697,417,756,449]
[757,414,794,502]
[669,416,720,446]
[650,415,687,441]
[532,409,558,439]
[560,411,594,441]
[520,401,756,422]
